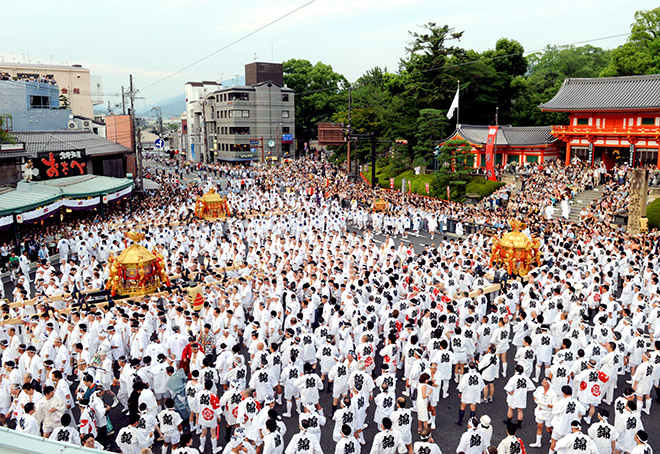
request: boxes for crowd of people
[0,155,659,454]
[0,72,57,85]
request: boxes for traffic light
[395,139,408,145]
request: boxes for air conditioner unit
[68,122,77,129]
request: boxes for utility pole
[201,99,208,163]
[129,74,143,190]
[151,106,164,137]
[121,86,126,115]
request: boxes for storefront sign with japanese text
[35,149,87,180]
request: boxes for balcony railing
[552,124,660,136]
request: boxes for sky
[1,0,657,112]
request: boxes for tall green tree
[479,38,527,124]
[396,22,466,110]
[601,7,660,76]
[431,138,474,200]
[283,59,348,147]
[412,109,449,166]
[331,66,395,164]
[509,44,611,125]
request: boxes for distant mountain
[93,94,186,118]
[137,94,186,119]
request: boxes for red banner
[447,186,450,200]
[485,126,498,181]
[390,178,395,189]
[425,183,430,194]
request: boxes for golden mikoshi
[489,220,542,277]
[195,188,231,220]
[374,199,389,212]
[106,231,171,296]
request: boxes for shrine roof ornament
[539,74,660,112]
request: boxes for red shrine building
[445,124,562,167]
[540,74,660,169]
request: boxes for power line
[139,0,318,93]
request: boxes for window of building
[242,110,250,118]
[29,95,50,108]
[641,117,655,126]
[229,127,250,135]
[282,110,289,118]
[228,110,233,118]
[282,126,290,133]
[576,118,589,125]
[228,93,249,101]
[282,94,289,102]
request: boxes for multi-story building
[204,62,295,162]
[0,62,102,117]
[0,79,71,130]
[184,81,222,162]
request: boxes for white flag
[446,87,459,119]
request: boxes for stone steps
[553,187,604,222]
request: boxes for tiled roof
[450,125,557,146]
[3,130,130,159]
[539,74,660,111]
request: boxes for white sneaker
[529,442,541,448]
[282,412,291,418]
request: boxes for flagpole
[456,80,460,125]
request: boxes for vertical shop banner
[485,126,498,181]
